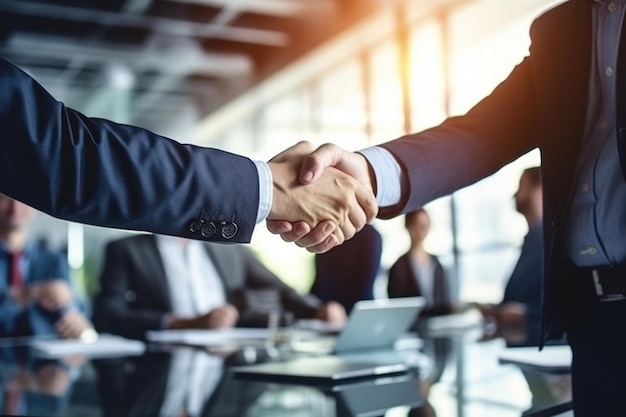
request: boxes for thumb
[299,143,344,184]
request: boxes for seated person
[311,223,382,313]
[474,167,543,332]
[387,209,453,318]
[0,194,92,339]
[92,234,346,339]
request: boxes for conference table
[0,317,572,417]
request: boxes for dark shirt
[311,224,383,313]
[501,222,543,320]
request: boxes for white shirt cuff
[358,146,402,208]
[253,160,272,223]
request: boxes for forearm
[92,304,164,339]
[363,59,537,218]
[0,58,260,243]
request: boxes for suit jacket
[311,224,382,313]
[377,0,601,343]
[0,58,258,244]
[387,253,451,317]
[0,244,81,336]
[92,234,322,339]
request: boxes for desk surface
[0,324,571,417]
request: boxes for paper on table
[32,334,146,359]
[423,308,484,331]
[498,345,572,373]
[146,328,272,346]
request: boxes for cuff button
[189,219,204,233]
[201,222,217,237]
[221,222,238,239]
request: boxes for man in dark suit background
[92,234,346,339]
[475,167,544,330]
[270,1,626,414]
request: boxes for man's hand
[168,304,239,330]
[473,302,497,320]
[8,286,30,305]
[298,143,375,189]
[31,280,73,311]
[204,305,239,328]
[55,309,93,339]
[267,143,376,252]
[266,141,377,253]
[495,302,527,326]
[315,301,347,325]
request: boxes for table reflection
[0,312,573,417]
[0,345,82,416]
[94,347,268,417]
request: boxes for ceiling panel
[0,0,382,135]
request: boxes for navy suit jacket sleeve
[0,58,259,243]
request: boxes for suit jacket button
[221,222,238,239]
[125,290,137,302]
[189,219,204,233]
[201,222,217,237]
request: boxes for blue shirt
[564,0,626,266]
[0,242,78,336]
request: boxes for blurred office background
[0,0,556,303]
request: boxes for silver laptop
[292,297,425,355]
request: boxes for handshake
[266,141,378,254]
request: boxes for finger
[278,222,311,242]
[333,224,346,247]
[337,221,356,243]
[225,310,238,327]
[266,220,292,234]
[346,199,367,237]
[299,143,343,184]
[307,233,341,254]
[355,185,378,224]
[293,221,336,248]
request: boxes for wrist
[267,161,291,220]
[361,154,377,197]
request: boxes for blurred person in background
[311,224,383,314]
[0,193,92,339]
[92,234,346,340]
[474,167,544,336]
[387,209,453,320]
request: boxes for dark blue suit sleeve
[0,58,259,243]
[378,49,538,218]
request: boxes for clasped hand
[266,141,377,253]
